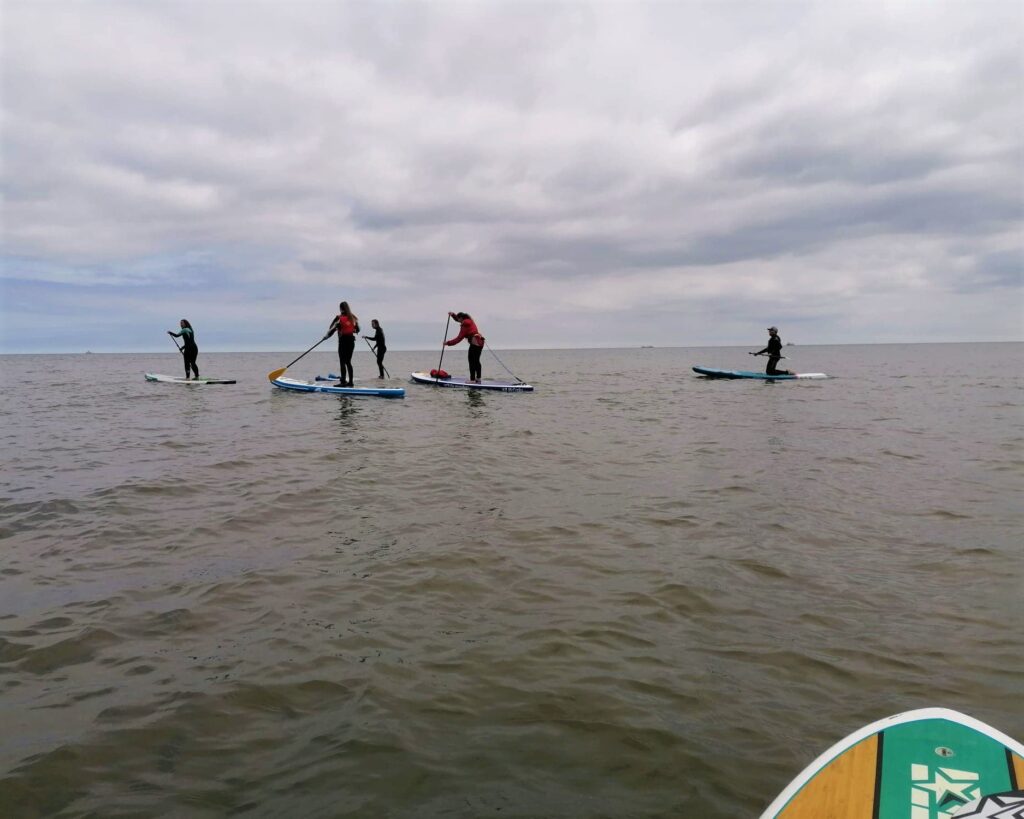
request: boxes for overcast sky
[2,0,1021,352]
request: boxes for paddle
[268,335,329,382]
[434,314,452,383]
[363,337,390,378]
[484,342,525,384]
[168,333,183,353]
[750,352,787,359]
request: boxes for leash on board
[485,343,525,383]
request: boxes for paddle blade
[267,367,286,382]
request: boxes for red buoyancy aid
[337,314,358,336]
[448,317,485,347]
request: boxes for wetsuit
[171,327,199,378]
[445,316,485,381]
[329,314,358,386]
[365,327,387,378]
[754,335,785,374]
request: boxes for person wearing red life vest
[324,301,360,387]
[444,311,485,383]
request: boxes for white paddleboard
[409,372,533,392]
[145,373,236,384]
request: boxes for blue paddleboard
[693,366,828,380]
[272,376,404,398]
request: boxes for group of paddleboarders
[320,302,392,386]
[166,304,488,386]
[168,310,787,382]
[321,303,484,387]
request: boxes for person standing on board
[325,301,360,387]
[445,311,485,383]
[168,319,199,380]
[751,326,792,375]
[363,319,387,379]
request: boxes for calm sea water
[1,344,1021,818]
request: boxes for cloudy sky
[2,0,1021,352]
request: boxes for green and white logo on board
[880,720,1015,819]
[910,763,982,818]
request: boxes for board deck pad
[692,366,828,380]
[952,790,1024,818]
[272,376,404,398]
[145,373,236,384]
[762,708,1024,819]
[409,371,534,392]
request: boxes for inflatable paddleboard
[693,366,828,380]
[145,373,236,384]
[761,708,1024,819]
[409,372,534,392]
[272,376,404,398]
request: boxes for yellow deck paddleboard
[761,708,1023,819]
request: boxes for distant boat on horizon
[640,345,654,348]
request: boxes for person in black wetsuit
[751,326,792,375]
[168,319,199,379]
[363,319,387,378]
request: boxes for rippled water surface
[1,344,1021,817]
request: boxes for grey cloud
[2,0,1021,351]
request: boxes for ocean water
[1,343,1021,818]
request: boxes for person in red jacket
[444,311,485,383]
[324,301,360,386]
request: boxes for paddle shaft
[168,334,183,353]
[435,314,452,383]
[267,335,329,381]
[364,336,390,378]
[750,352,787,359]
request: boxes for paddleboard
[761,707,1024,819]
[409,372,534,392]
[145,373,236,385]
[692,366,828,380]
[272,376,404,398]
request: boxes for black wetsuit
[468,343,482,381]
[755,335,784,374]
[338,336,355,385]
[173,327,199,378]
[365,327,387,377]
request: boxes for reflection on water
[464,388,487,418]
[333,396,362,427]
